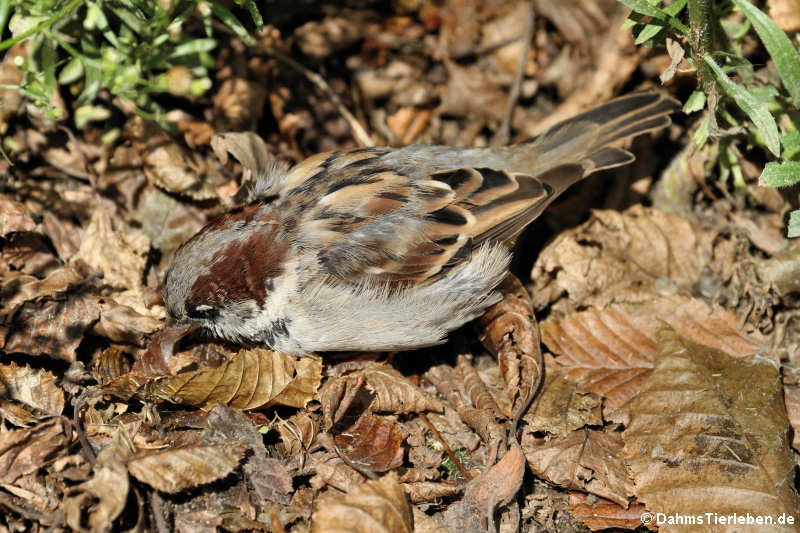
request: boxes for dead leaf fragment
[312,472,413,533]
[353,364,444,414]
[4,292,101,361]
[623,328,799,532]
[531,206,714,312]
[0,362,64,415]
[541,294,770,416]
[524,372,602,436]
[126,441,247,494]
[0,198,36,234]
[333,413,405,473]
[568,493,648,531]
[522,429,633,507]
[0,417,72,483]
[160,348,321,410]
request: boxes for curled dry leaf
[4,292,101,361]
[213,78,267,131]
[541,294,770,417]
[0,362,64,415]
[277,412,320,457]
[333,412,405,473]
[0,417,72,483]
[524,372,602,437]
[160,348,322,411]
[211,131,282,201]
[93,303,163,345]
[64,427,133,533]
[352,363,444,414]
[440,61,509,123]
[404,481,462,504]
[128,117,224,200]
[530,206,714,313]
[622,328,799,531]
[312,472,413,533]
[568,493,648,532]
[0,198,36,235]
[311,456,366,493]
[1,265,85,313]
[477,274,543,421]
[521,429,633,507]
[126,440,247,494]
[295,16,362,59]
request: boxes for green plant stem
[688,0,715,94]
[0,0,83,52]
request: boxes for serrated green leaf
[788,210,800,238]
[732,0,800,108]
[704,53,781,157]
[683,88,706,113]
[760,161,800,187]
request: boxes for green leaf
[40,36,57,96]
[208,2,254,45]
[617,0,690,34]
[634,0,688,44]
[58,56,83,84]
[760,161,800,187]
[789,210,800,238]
[240,0,263,27]
[168,38,217,58]
[683,88,706,113]
[781,130,800,159]
[732,0,800,108]
[704,53,781,157]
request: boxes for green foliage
[0,0,262,126]
[621,0,800,236]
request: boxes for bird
[161,90,678,356]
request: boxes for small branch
[493,1,535,146]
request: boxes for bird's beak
[134,321,201,376]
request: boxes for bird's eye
[187,304,218,320]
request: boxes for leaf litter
[1,0,799,531]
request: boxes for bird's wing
[278,90,679,284]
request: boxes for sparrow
[162,90,678,355]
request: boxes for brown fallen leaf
[568,492,649,531]
[444,443,526,531]
[530,206,714,313]
[160,348,322,411]
[93,302,163,345]
[333,412,405,473]
[521,429,633,507]
[0,362,64,416]
[126,440,247,494]
[276,411,320,458]
[478,274,543,421]
[0,198,36,235]
[0,417,72,483]
[524,372,602,437]
[622,328,799,532]
[4,292,101,361]
[541,294,770,417]
[312,472,413,533]
[351,363,444,414]
[768,0,800,32]
[1,265,85,313]
[63,427,133,533]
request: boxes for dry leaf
[4,292,101,361]
[126,441,247,494]
[0,198,36,234]
[160,348,321,410]
[352,364,444,414]
[440,61,508,123]
[312,472,413,533]
[333,413,405,472]
[622,328,799,532]
[530,206,714,312]
[277,412,320,457]
[524,372,602,436]
[568,493,648,531]
[478,274,543,420]
[522,429,633,507]
[768,0,800,31]
[0,417,72,483]
[1,265,85,312]
[93,303,163,345]
[541,294,770,416]
[0,362,64,415]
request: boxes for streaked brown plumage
[163,90,679,355]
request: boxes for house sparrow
[163,90,678,355]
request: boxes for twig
[493,1,535,146]
[420,412,472,481]
[258,44,375,148]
